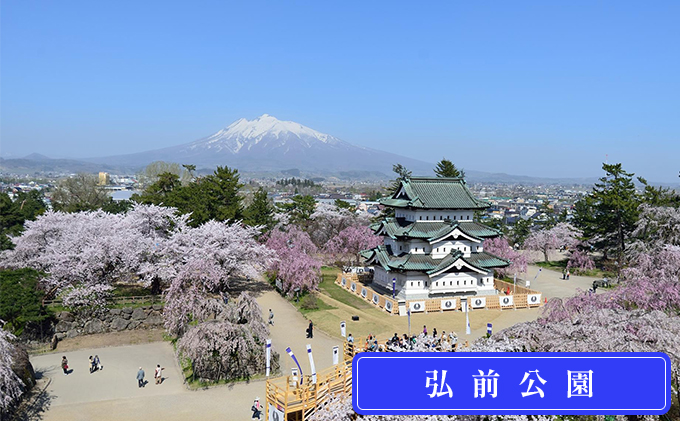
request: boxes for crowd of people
[346,325,460,353]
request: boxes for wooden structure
[265,348,353,421]
[335,272,543,313]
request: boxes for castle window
[457,281,460,286]
[467,215,470,220]
[426,216,429,220]
[419,216,422,220]
[425,281,428,287]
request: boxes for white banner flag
[528,294,541,305]
[306,344,317,385]
[269,404,284,421]
[465,303,471,335]
[471,297,486,308]
[265,339,271,377]
[409,301,425,312]
[332,346,339,365]
[340,321,346,338]
[500,295,514,307]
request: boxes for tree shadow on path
[13,370,56,421]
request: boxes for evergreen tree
[390,163,412,195]
[0,190,46,250]
[278,195,316,227]
[434,158,465,178]
[244,188,275,231]
[0,268,48,335]
[572,163,639,262]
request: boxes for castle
[361,177,509,300]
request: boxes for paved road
[26,290,342,421]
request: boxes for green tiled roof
[373,218,501,241]
[380,177,489,210]
[465,251,511,269]
[360,246,509,274]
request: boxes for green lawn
[318,267,373,310]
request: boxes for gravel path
[25,266,594,420]
[26,290,341,421]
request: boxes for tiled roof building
[361,177,509,300]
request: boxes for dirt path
[25,289,341,421]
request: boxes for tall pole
[392,278,396,298]
[407,309,411,336]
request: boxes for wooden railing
[335,273,543,313]
[266,357,352,421]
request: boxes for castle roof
[360,245,509,275]
[371,218,501,241]
[380,177,489,210]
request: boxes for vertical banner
[407,309,411,336]
[340,321,346,338]
[487,323,492,336]
[265,339,271,377]
[392,278,396,298]
[286,347,303,385]
[465,303,471,335]
[306,344,317,385]
[268,403,284,421]
[332,346,339,365]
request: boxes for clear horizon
[1,2,678,182]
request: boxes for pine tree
[434,158,465,178]
[573,163,639,262]
[244,188,275,232]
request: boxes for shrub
[300,294,319,310]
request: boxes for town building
[361,177,509,300]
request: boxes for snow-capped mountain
[86,114,434,175]
[185,114,361,155]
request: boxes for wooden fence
[335,273,543,313]
[336,273,400,314]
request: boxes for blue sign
[353,352,671,415]
[486,323,492,335]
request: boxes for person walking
[154,365,164,385]
[89,356,95,374]
[268,309,274,325]
[94,355,102,371]
[306,321,314,338]
[61,356,69,375]
[251,397,262,419]
[423,325,427,336]
[566,269,571,280]
[562,269,566,280]
[137,367,145,388]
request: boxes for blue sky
[1,1,678,182]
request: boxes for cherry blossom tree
[307,203,356,248]
[161,222,275,336]
[566,249,595,274]
[325,225,383,265]
[523,223,580,262]
[265,226,321,295]
[482,237,528,277]
[0,326,24,416]
[175,292,279,382]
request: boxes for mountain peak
[190,115,340,154]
